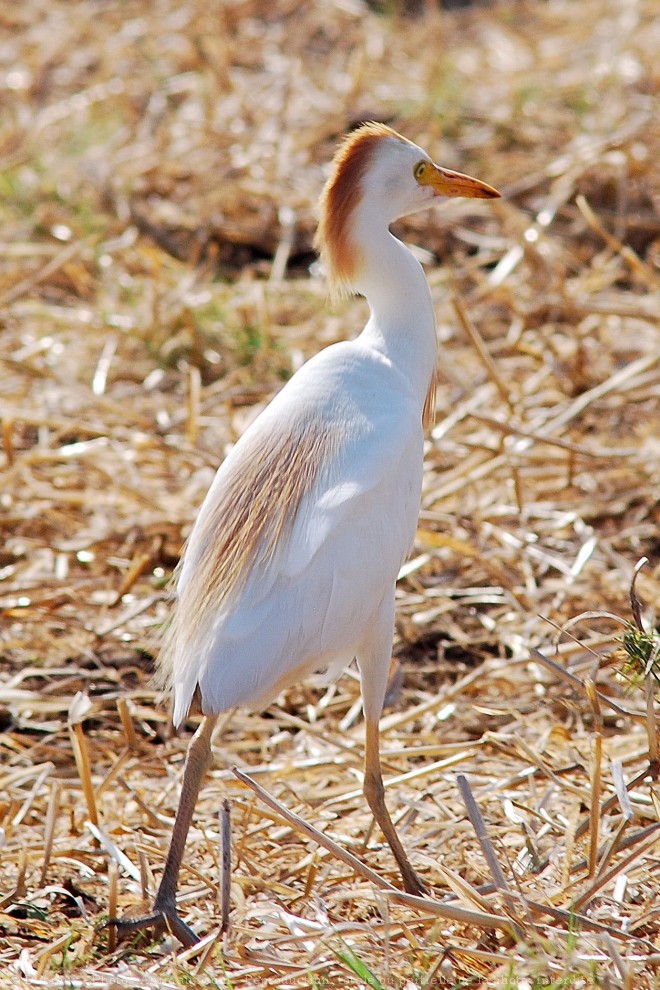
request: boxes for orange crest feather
[315,122,406,295]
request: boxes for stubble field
[1,0,659,986]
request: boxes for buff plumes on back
[158,419,336,720]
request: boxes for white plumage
[111,122,499,946]
[171,336,425,722]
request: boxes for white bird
[110,122,499,946]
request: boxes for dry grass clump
[1,0,659,986]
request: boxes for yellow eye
[414,160,427,181]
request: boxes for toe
[402,871,429,897]
[104,907,198,947]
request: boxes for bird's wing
[162,341,425,722]
[280,402,419,579]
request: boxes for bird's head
[315,122,499,295]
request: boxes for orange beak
[422,163,500,199]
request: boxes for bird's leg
[363,716,428,897]
[107,713,218,947]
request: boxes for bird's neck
[352,225,437,405]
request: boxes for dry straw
[0,0,659,986]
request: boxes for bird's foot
[400,865,429,898]
[105,898,199,948]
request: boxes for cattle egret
[110,123,499,946]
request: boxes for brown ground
[1,0,659,986]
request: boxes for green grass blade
[331,941,387,990]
